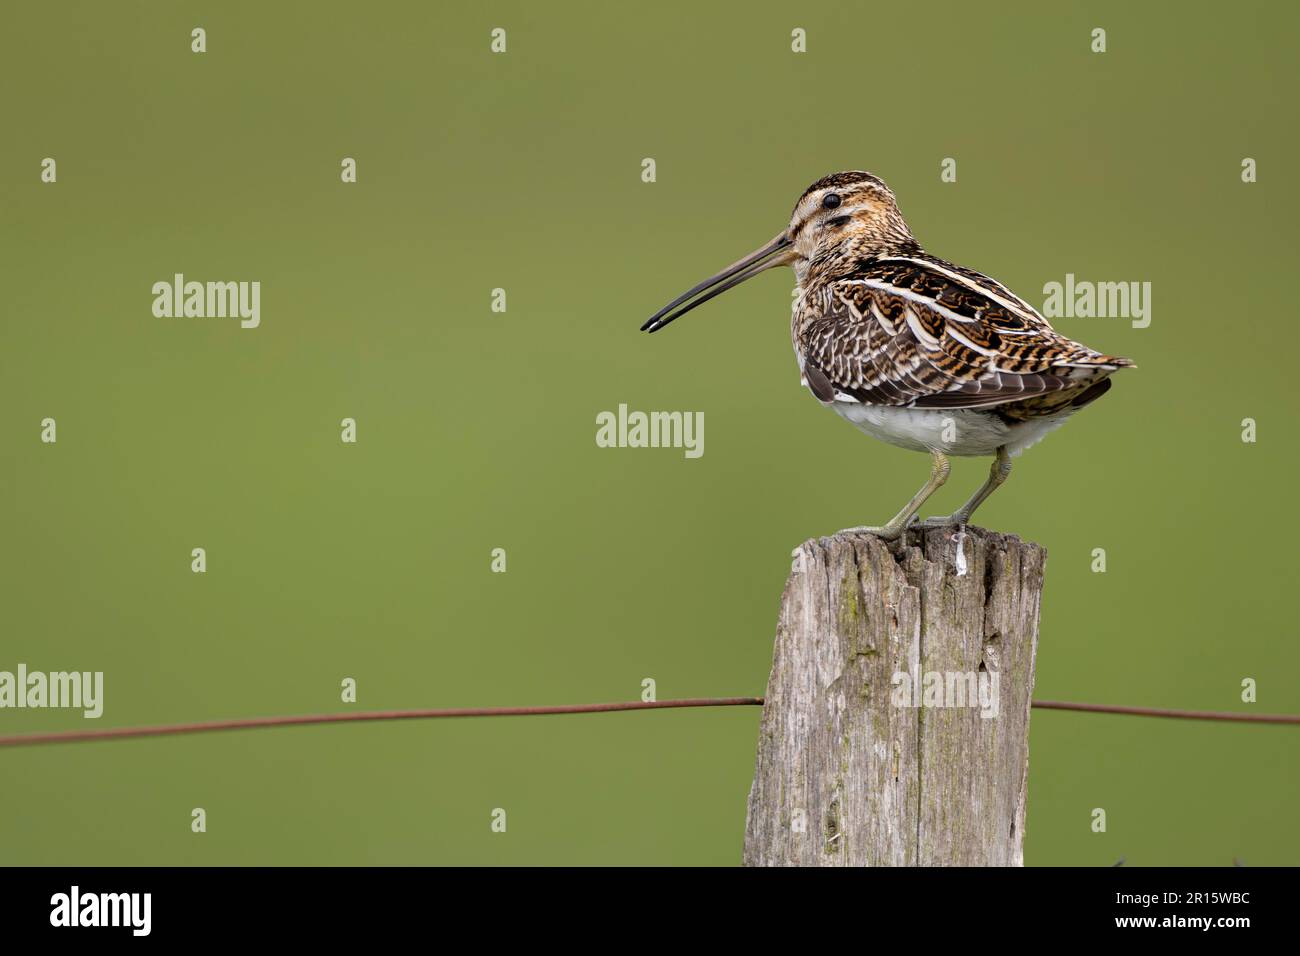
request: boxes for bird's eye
[822,193,842,209]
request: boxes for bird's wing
[797,255,1133,411]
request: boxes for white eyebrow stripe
[793,201,873,239]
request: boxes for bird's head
[642,171,915,333]
[787,171,915,281]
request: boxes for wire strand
[1031,700,1299,724]
[0,698,764,748]
[0,697,1295,749]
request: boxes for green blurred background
[2,1,1296,865]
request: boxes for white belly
[830,401,1075,458]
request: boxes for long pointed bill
[641,231,794,333]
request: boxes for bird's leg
[918,445,1012,529]
[839,450,950,542]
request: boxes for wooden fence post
[743,526,1046,866]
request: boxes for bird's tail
[1059,349,1137,372]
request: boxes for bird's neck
[796,237,921,288]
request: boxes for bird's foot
[835,514,919,542]
[915,513,970,531]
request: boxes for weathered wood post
[743,527,1046,866]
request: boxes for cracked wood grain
[743,526,1045,866]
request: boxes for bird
[641,171,1133,540]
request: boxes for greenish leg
[918,445,1012,529]
[841,449,950,542]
